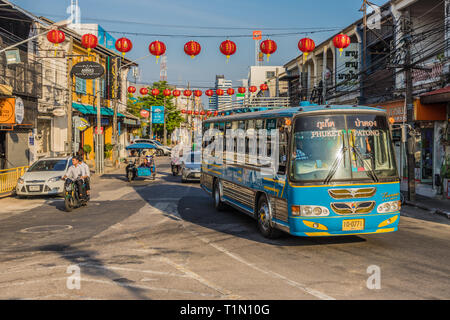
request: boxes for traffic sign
[95,126,104,134]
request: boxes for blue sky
[13,0,386,89]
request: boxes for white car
[181,151,202,183]
[132,139,171,156]
[15,157,72,197]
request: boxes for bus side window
[255,119,264,158]
[203,123,210,148]
[277,118,289,175]
[246,120,255,163]
[266,118,277,158]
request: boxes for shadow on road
[38,244,150,299]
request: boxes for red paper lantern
[81,34,98,54]
[214,111,219,116]
[140,109,150,118]
[181,109,186,114]
[194,111,199,115]
[249,86,257,93]
[184,41,201,58]
[260,39,277,61]
[200,110,206,116]
[140,87,149,95]
[260,83,268,91]
[194,90,203,97]
[115,37,133,56]
[151,88,160,96]
[298,38,315,60]
[227,88,235,95]
[238,87,246,94]
[149,40,166,61]
[187,110,192,115]
[219,39,237,61]
[205,90,214,96]
[333,34,351,56]
[163,89,171,97]
[173,90,181,97]
[184,90,192,97]
[47,30,65,45]
[216,89,224,96]
[207,111,212,116]
[128,86,136,94]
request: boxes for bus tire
[257,195,280,239]
[213,179,226,211]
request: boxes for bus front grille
[328,187,376,199]
[331,201,375,215]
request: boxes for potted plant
[104,143,113,160]
[83,144,92,160]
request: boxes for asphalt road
[0,157,449,300]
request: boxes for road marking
[186,229,336,300]
[159,256,243,300]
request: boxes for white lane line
[159,256,242,300]
[186,229,336,300]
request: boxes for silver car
[15,157,72,197]
[181,151,201,183]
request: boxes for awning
[72,103,125,117]
[420,86,450,104]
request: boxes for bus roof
[204,105,387,122]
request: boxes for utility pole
[163,96,167,145]
[403,11,416,202]
[67,37,73,155]
[95,54,104,175]
[112,56,119,166]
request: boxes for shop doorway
[0,131,5,169]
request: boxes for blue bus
[200,105,400,238]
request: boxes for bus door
[275,118,290,198]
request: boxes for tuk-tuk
[125,143,157,182]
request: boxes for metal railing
[0,166,28,195]
[218,97,290,113]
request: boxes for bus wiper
[351,146,379,183]
[324,133,347,185]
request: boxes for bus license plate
[342,219,365,231]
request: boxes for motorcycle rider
[63,156,83,199]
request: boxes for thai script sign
[71,61,105,79]
[336,43,360,92]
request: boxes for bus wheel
[257,196,280,239]
[213,180,226,211]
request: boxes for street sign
[95,126,104,134]
[73,116,90,131]
[140,109,150,118]
[253,30,262,40]
[151,106,164,124]
[71,61,105,79]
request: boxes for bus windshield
[290,114,397,183]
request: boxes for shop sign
[15,97,24,124]
[385,104,406,123]
[123,118,137,125]
[95,126,103,135]
[0,98,15,124]
[71,61,105,80]
[52,108,66,117]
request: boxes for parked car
[181,151,201,183]
[132,139,171,156]
[16,157,72,197]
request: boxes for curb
[405,200,450,219]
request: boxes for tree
[131,81,185,142]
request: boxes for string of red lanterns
[260,39,277,61]
[298,38,316,62]
[139,87,149,95]
[219,39,237,62]
[115,37,133,57]
[127,86,136,94]
[333,34,351,56]
[81,33,98,56]
[149,40,166,62]
[184,40,201,59]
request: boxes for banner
[151,106,164,124]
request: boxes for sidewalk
[404,194,450,219]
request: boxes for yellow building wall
[72,44,115,160]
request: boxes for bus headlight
[291,205,330,217]
[377,201,401,213]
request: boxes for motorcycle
[64,178,89,212]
